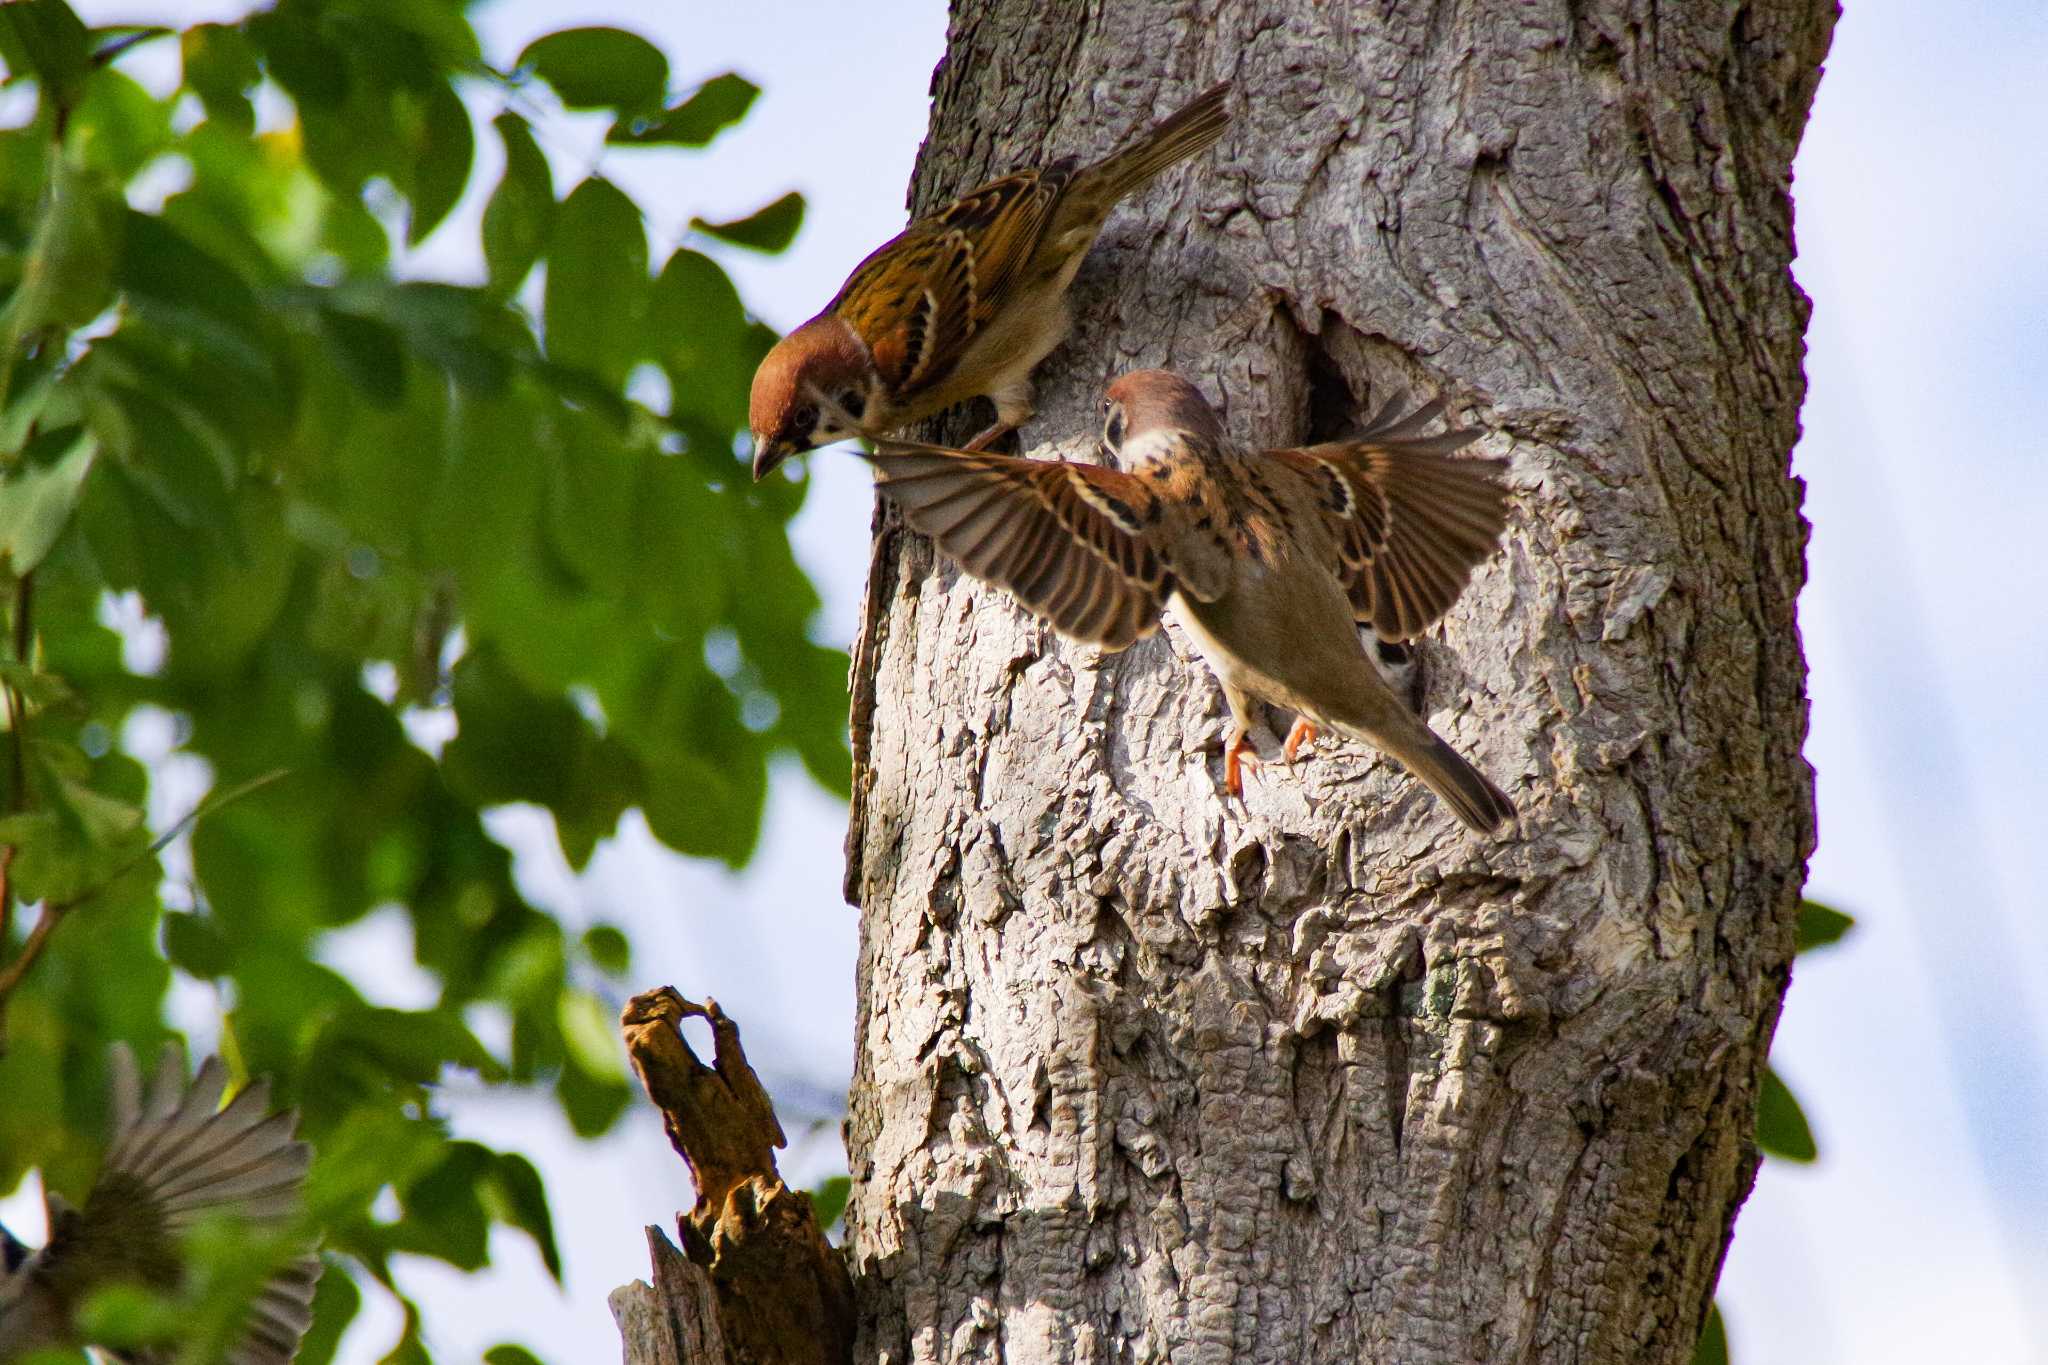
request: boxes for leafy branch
[0,768,287,1032]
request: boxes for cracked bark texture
[843,1,1831,1362]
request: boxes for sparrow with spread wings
[749,83,1231,477]
[0,1045,321,1364]
[833,369,1518,834]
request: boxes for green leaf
[646,247,760,432]
[1794,899,1854,954]
[318,303,409,407]
[581,923,629,976]
[1755,1065,1817,1162]
[70,69,172,180]
[292,1261,359,1365]
[113,210,271,378]
[558,989,624,1081]
[309,1006,503,1096]
[162,910,235,978]
[1691,1300,1728,1365]
[481,112,553,298]
[244,8,345,110]
[0,0,91,111]
[0,758,152,904]
[484,1349,546,1365]
[0,425,96,573]
[0,659,76,710]
[441,645,636,868]
[608,72,759,147]
[487,1151,561,1282]
[692,191,804,253]
[544,177,646,384]
[807,1173,851,1231]
[74,1281,184,1350]
[405,81,472,246]
[517,27,667,113]
[180,22,258,134]
[3,150,120,338]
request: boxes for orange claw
[1283,718,1319,764]
[1224,733,1261,799]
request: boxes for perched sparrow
[749,82,1231,478]
[827,370,1517,833]
[0,1044,320,1364]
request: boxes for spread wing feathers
[105,1046,312,1231]
[832,169,1065,399]
[93,1044,322,1364]
[1277,402,1510,640]
[856,433,1175,650]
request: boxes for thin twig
[6,571,30,815]
[0,769,291,1022]
[2,572,32,959]
[0,846,13,957]
[0,897,59,999]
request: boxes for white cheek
[1117,430,1180,470]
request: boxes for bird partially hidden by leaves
[749,82,1232,479]
[822,369,1518,833]
[0,1045,320,1364]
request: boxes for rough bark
[842,1,1831,1362]
[611,989,854,1365]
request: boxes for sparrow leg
[1283,718,1319,764]
[1224,725,1262,799]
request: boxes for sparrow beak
[751,435,791,482]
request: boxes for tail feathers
[1369,726,1517,835]
[228,1254,324,1365]
[1073,81,1232,204]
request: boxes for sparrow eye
[793,403,819,433]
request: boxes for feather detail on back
[831,168,1063,404]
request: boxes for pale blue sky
[11,2,2048,1362]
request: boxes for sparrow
[749,82,1232,479]
[0,1044,321,1364]
[823,369,1517,833]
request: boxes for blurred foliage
[0,1,845,1358]
[806,1172,850,1237]
[1699,898,1858,1363]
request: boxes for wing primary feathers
[86,1045,321,1365]
[1276,399,1511,639]
[819,396,1170,650]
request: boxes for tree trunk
[841,1,1831,1361]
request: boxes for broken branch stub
[610,986,854,1365]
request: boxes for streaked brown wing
[831,168,1066,401]
[857,434,1174,650]
[1273,399,1509,639]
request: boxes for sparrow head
[1100,369,1227,464]
[749,316,877,480]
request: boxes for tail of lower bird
[1069,81,1232,208]
[1350,717,1516,835]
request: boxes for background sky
[12,1,2048,1362]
